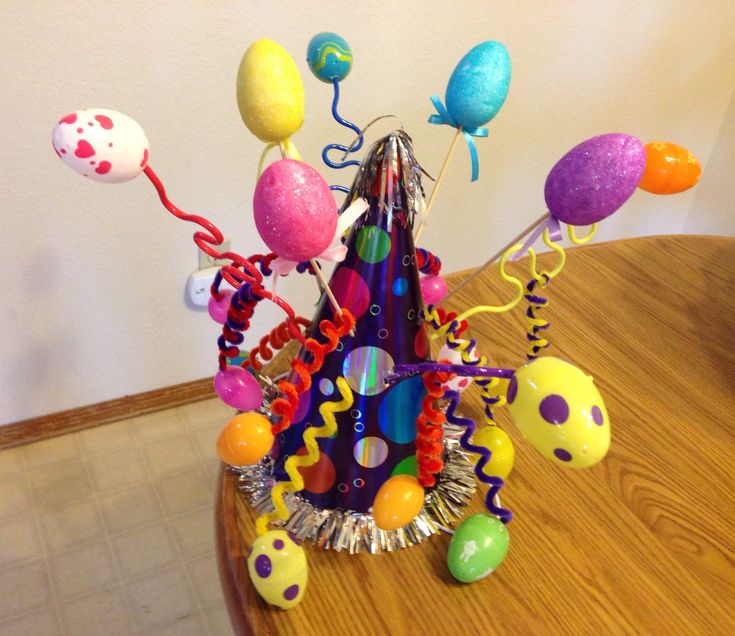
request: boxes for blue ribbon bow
[427,95,489,182]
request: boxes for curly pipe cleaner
[255,376,354,536]
[270,310,356,435]
[444,390,512,524]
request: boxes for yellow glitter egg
[506,357,610,469]
[247,530,307,610]
[236,39,304,142]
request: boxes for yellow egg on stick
[236,39,305,143]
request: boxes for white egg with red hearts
[437,340,479,394]
[52,108,149,183]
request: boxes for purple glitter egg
[544,133,645,226]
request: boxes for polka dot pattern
[343,346,394,396]
[353,436,389,468]
[554,448,572,462]
[331,267,370,319]
[356,226,391,263]
[539,394,569,424]
[283,584,300,601]
[507,376,518,404]
[378,376,425,443]
[295,448,336,493]
[392,277,408,295]
[591,405,604,425]
[255,554,271,578]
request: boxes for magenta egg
[420,275,448,306]
[253,159,337,262]
[208,290,234,324]
[544,134,645,226]
[214,366,263,411]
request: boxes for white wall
[2,1,734,425]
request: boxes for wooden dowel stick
[310,259,354,335]
[414,129,463,244]
[443,212,549,303]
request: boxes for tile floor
[0,398,238,635]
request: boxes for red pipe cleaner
[415,370,453,487]
[270,310,356,435]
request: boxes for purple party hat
[272,132,432,513]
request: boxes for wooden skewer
[443,212,549,303]
[309,259,353,335]
[275,142,354,335]
[414,129,463,244]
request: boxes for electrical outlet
[198,238,231,270]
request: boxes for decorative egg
[253,159,337,262]
[420,274,448,306]
[247,530,307,610]
[445,41,511,131]
[208,290,234,324]
[216,411,274,467]
[236,39,304,142]
[471,426,515,480]
[638,141,701,194]
[306,32,353,83]
[437,340,479,394]
[544,133,645,226]
[372,474,425,531]
[52,109,149,183]
[506,357,610,469]
[213,365,263,411]
[447,513,509,583]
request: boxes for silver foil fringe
[231,422,477,555]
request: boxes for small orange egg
[216,412,274,466]
[638,141,701,195]
[372,474,425,531]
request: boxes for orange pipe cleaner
[416,370,453,488]
[245,316,311,372]
[270,309,356,435]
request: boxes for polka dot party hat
[273,132,432,512]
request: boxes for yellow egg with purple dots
[506,357,610,469]
[247,530,307,610]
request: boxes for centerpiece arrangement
[51,32,700,610]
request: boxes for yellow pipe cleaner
[568,223,598,245]
[430,243,525,340]
[255,376,354,536]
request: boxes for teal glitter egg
[445,41,511,130]
[307,32,353,82]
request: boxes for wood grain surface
[216,235,735,635]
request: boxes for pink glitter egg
[420,274,448,306]
[253,159,337,261]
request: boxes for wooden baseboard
[0,377,215,450]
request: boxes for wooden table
[216,235,735,635]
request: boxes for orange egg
[216,412,274,466]
[372,474,425,531]
[638,141,701,195]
